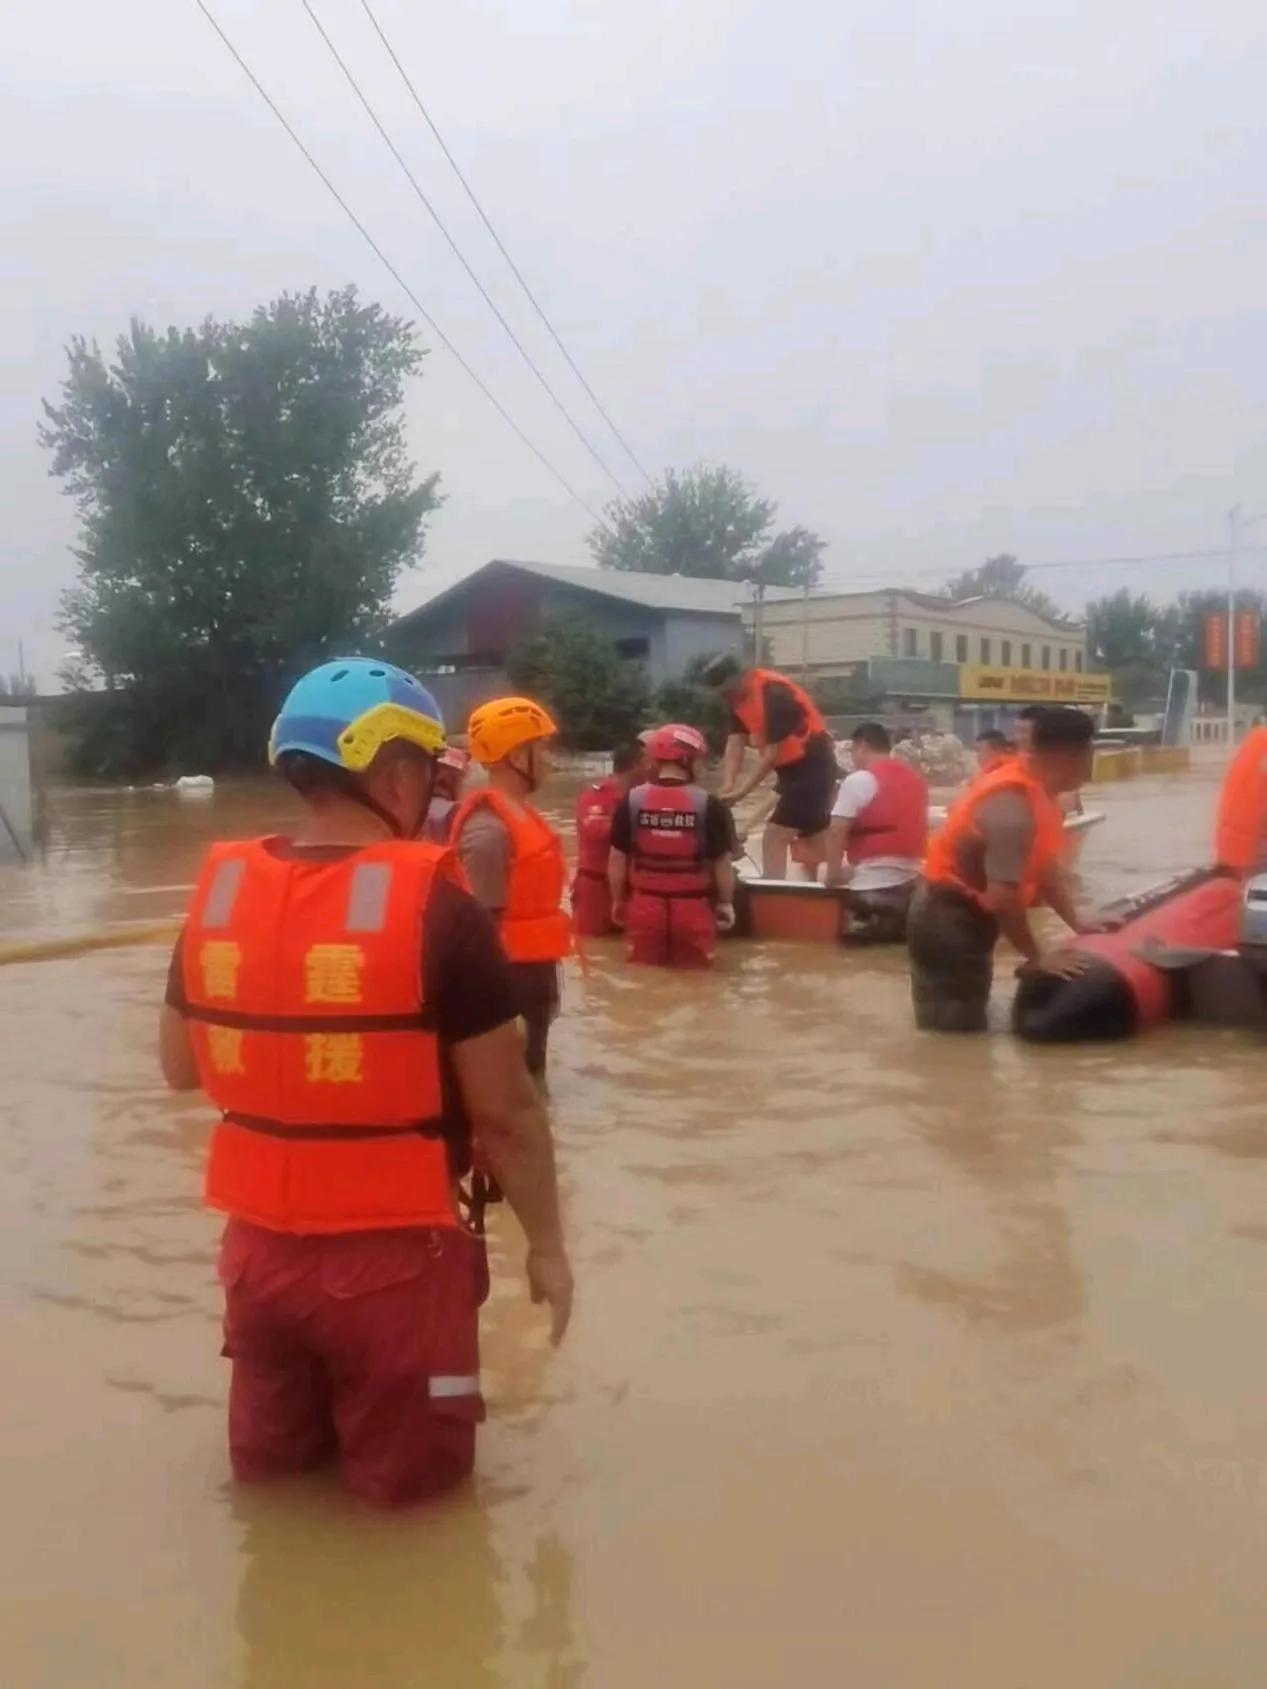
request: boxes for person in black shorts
[704,654,838,877]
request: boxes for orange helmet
[467,696,558,765]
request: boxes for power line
[815,546,1240,594]
[191,0,604,525]
[300,0,628,500]
[359,0,651,488]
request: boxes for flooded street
[4,761,1267,1687]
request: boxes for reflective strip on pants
[429,1374,481,1400]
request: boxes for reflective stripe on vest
[848,759,929,864]
[923,762,1065,908]
[1215,725,1267,872]
[628,781,712,896]
[732,668,826,767]
[182,837,461,1235]
[451,788,572,963]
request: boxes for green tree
[589,464,825,586]
[41,286,439,775]
[941,553,1067,623]
[1086,588,1166,706]
[506,616,650,749]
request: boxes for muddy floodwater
[4,761,1267,1687]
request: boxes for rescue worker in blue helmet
[159,657,572,1506]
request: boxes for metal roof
[392,558,796,629]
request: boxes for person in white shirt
[824,722,929,943]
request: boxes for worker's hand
[718,789,741,807]
[1025,949,1092,980]
[715,902,736,933]
[526,1247,574,1345]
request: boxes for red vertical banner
[1205,612,1228,670]
[1235,611,1260,670]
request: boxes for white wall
[0,706,33,858]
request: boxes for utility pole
[1227,505,1267,753]
[1228,505,1240,752]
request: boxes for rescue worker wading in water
[159,659,573,1507]
[907,705,1096,1031]
[1215,723,1267,876]
[451,698,571,1082]
[704,654,838,878]
[572,742,647,936]
[607,723,736,967]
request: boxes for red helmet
[649,723,708,764]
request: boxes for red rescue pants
[218,1219,487,1507]
[572,869,614,936]
[625,892,717,969]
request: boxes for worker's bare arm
[724,743,780,804]
[453,1023,573,1343]
[719,732,748,795]
[159,1004,200,1090]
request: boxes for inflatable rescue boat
[1012,867,1245,1040]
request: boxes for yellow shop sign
[958,664,1111,705]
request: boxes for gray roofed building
[387,559,776,724]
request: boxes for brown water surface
[4,764,1267,1687]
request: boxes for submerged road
[3,764,1267,1686]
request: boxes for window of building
[1041,645,1051,670]
[1001,640,1012,666]
[930,631,943,662]
[956,634,968,662]
[1021,643,1032,668]
[1059,648,1068,672]
[980,637,991,663]
[903,627,918,657]
[1075,650,1084,672]
[614,636,650,659]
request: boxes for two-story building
[748,588,1109,735]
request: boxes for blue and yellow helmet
[269,658,446,773]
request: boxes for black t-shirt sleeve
[423,877,519,1045]
[609,796,632,854]
[166,929,187,1010]
[763,681,808,745]
[703,795,732,860]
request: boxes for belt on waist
[221,1111,445,1142]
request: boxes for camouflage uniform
[907,880,998,1031]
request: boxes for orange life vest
[181,837,463,1236]
[732,668,826,768]
[923,760,1065,908]
[1215,726,1267,873]
[451,787,572,963]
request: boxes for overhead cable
[191,0,604,524]
[300,0,628,499]
[359,0,651,486]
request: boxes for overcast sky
[5,0,1267,686]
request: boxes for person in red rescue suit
[158,659,573,1508]
[572,741,648,935]
[450,697,572,1082]
[607,723,737,968]
[703,654,839,878]
[823,721,929,943]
